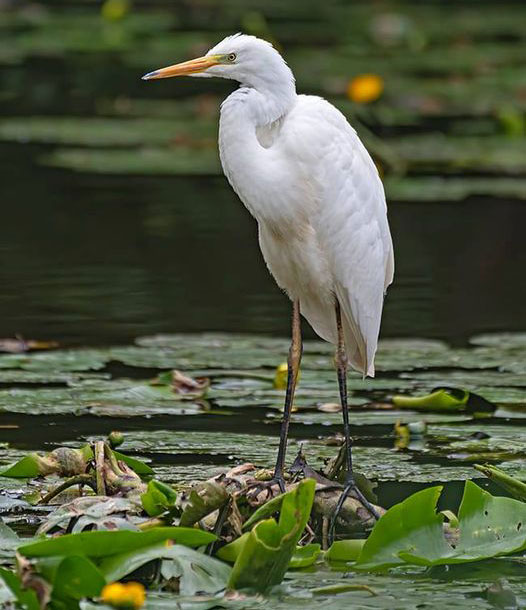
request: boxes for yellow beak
[141,55,220,80]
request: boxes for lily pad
[99,542,231,595]
[356,481,526,570]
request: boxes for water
[2,141,526,346]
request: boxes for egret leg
[272,298,302,492]
[328,300,379,543]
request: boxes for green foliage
[99,542,231,595]
[393,387,469,411]
[0,455,43,478]
[141,479,179,517]
[289,543,321,568]
[0,445,153,478]
[217,535,320,569]
[42,555,106,609]
[0,568,40,610]
[474,464,526,502]
[325,539,365,563]
[179,481,229,527]
[356,481,526,570]
[19,527,216,559]
[242,491,285,531]
[216,533,249,563]
[228,478,316,592]
[113,450,154,476]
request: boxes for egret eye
[227,53,236,62]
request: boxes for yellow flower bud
[100,582,146,610]
[347,74,384,104]
[101,0,130,22]
[273,362,289,390]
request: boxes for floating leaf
[356,481,526,570]
[392,387,495,413]
[0,520,20,560]
[19,528,215,559]
[113,451,154,476]
[38,497,141,536]
[393,387,469,411]
[99,543,230,595]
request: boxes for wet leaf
[19,527,216,559]
[45,555,106,604]
[38,496,141,535]
[289,543,321,568]
[0,568,40,610]
[393,387,470,411]
[179,481,229,527]
[141,480,178,517]
[474,464,526,503]
[0,519,20,560]
[99,543,230,595]
[356,482,526,570]
[228,478,315,592]
[325,539,365,563]
[215,533,249,564]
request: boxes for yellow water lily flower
[100,582,146,610]
[347,74,384,104]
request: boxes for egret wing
[283,96,394,376]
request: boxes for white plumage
[143,33,394,377]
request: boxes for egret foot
[327,475,379,545]
[245,473,286,503]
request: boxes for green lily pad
[0,117,215,148]
[0,349,110,372]
[356,481,526,570]
[99,542,230,595]
[19,527,216,559]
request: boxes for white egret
[142,34,394,534]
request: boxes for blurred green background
[1,0,526,346]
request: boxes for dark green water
[2,141,526,346]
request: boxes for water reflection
[1,142,525,346]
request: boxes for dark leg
[328,300,379,543]
[273,299,302,492]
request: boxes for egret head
[142,34,295,94]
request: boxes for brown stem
[137,517,168,531]
[39,475,95,505]
[95,441,106,496]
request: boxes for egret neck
[218,65,297,221]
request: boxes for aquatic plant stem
[39,475,95,505]
[95,441,106,496]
